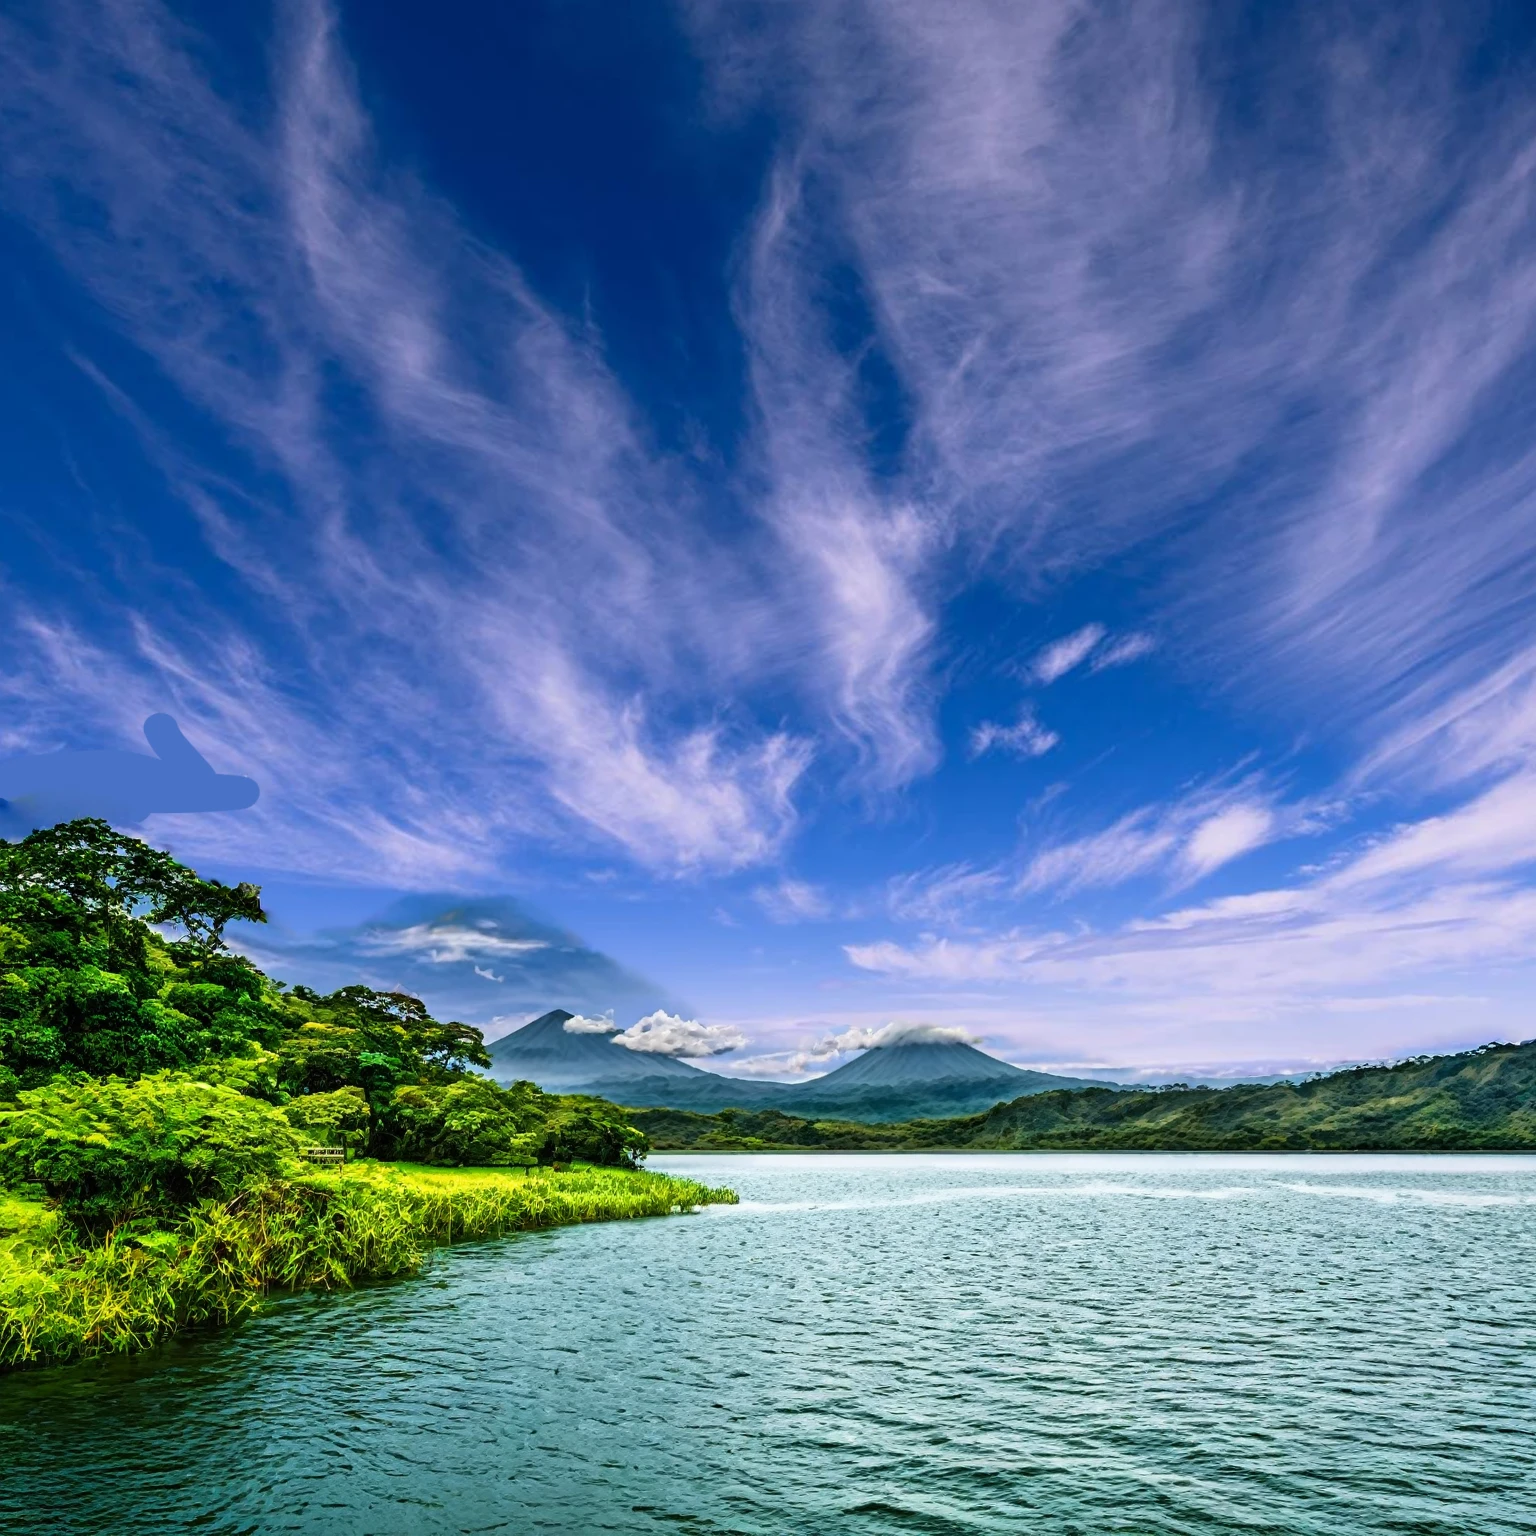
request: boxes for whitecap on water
[1278,1181,1536,1207]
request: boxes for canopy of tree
[631,1039,1536,1152]
[0,822,649,1234]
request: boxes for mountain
[632,1038,1536,1151]
[488,1014,1112,1120]
[779,1038,1111,1121]
[487,1009,711,1093]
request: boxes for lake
[4,1153,1535,1534]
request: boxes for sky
[4,0,1536,1082]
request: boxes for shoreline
[652,1145,1536,1156]
[1,1162,736,1373]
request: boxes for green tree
[0,820,281,1086]
[0,1071,300,1233]
[378,1077,546,1166]
[282,1085,371,1156]
[272,986,492,1141]
[0,818,264,956]
[540,1097,650,1169]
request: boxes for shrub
[540,1098,650,1169]
[282,1085,371,1154]
[0,1071,300,1232]
[380,1078,542,1167]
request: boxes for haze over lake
[6,1153,1535,1535]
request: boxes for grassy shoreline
[0,1162,736,1372]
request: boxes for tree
[272,987,492,1136]
[282,1085,371,1156]
[0,1071,300,1233]
[379,1078,547,1167]
[0,818,265,955]
[0,821,282,1086]
[539,1097,650,1169]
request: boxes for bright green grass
[0,1163,736,1372]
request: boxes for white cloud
[720,1017,981,1078]
[686,0,1536,796]
[970,707,1059,760]
[1331,773,1536,888]
[736,161,943,792]
[1090,633,1156,672]
[1016,806,1183,895]
[753,878,833,923]
[716,1050,829,1079]
[1032,625,1106,685]
[847,767,1536,1005]
[1359,644,1536,791]
[1016,785,1288,895]
[0,0,821,879]
[359,923,550,964]
[612,1010,748,1057]
[812,1019,980,1052]
[1180,804,1276,877]
[887,863,1006,923]
[562,1012,620,1035]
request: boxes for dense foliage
[0,821,651,1240]
[0,822,735,1372]
[631,1040,1536,1151]
[0,1072,300,1232]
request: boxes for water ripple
[2,1153,1535,1535]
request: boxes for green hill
[635,1038,1536,1152]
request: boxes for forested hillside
[0,819,648,1174]
[0,822,736,1370]
[634,1038,1536,1151]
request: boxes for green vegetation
[0,821,734,1370]
[0,1162,734,1370]
[632,1039,1536,1152]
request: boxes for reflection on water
[4,1153,1535,1535]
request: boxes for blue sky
[5,0,1536,1080]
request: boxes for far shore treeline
[0,821,734,1370]
[628,1039,1536,1152]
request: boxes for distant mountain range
[486,1009,1112,1121]
[631,1038,1536,1152]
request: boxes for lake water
[4,1153,1536,1534]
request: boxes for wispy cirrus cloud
[879,783,1308,927]
[848,769,1536,1008]
[687,0,1536,781]
[1015,786,1288,896]
[753,878,833,924]
[0,0,822,879]
[1090,633,1156,672]
[969,707,1059,761]
[1032,625,1105,685]
[886,863,1007,924]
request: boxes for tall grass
[0,1164,736,1371]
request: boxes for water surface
[4,1153,1535,1534]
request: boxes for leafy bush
[379,1078,543,1166]
[282,1085,371,1153]
[540,1097,650,1169]
[273,986,491,1106]
[0,1071,300,1232]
